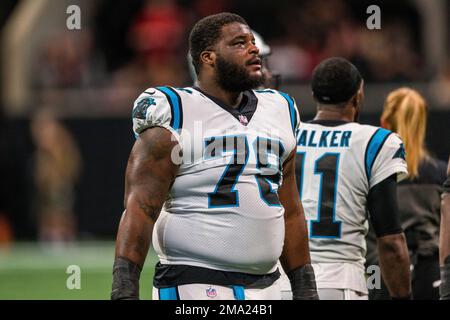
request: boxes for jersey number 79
[205,135,285,208]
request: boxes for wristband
[440,258,450,300]
[391,293,412,300]
[287,264,319,300]
[111,256,142,300]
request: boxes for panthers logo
[393,143,406,160]
[133,97,156,119]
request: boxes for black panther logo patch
[133,97,156,119]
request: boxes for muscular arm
[279,149,310,271]
[368,175,411,298]
[439,159,450,300]
[377,233,411,298]
[112,127,180,299]
[278,149,318,299]
[440,159,450,266]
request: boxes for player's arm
[439,158,450,299]
[111,127,179,300]
[368,174,412,299]
[278,149,319,300]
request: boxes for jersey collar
[307,119,351,126]
[192,86,258,126]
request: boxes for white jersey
[295,120,408,292]
[132,86,299,275]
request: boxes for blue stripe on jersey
[232,286,245,300]
[278,91,297,134]
[159,287,178,300]
[156,86,182,131]
[365,128,392,180]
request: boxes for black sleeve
[368,174,403,237]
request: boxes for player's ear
[380,118,390,130]
[200,50,216,68]
[354,81,364,108]
[351,92,360,109]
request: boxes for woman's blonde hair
[381,88,429,179]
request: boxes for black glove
[287,264,319,300]
[111,256,142,300]
[440,256,450,300]
[391,294,413,300]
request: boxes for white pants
[318,288,368,300]
[153,280,282,300]
[278,262,369,300]
[281,287,368,300]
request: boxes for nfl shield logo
[206,286,217,298]
[238,115,248,125]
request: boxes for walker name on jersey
[296,129,352,148]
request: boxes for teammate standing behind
[440,158,450,300]
[367,88,447,300]
[111,13,318,300]
[294,57,412,299]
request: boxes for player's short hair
[189,12,248,75]
[311,57,362,105]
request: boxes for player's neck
[197,81,243,109]
[314,108,355,122]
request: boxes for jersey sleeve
[278,91,300,139]
[292,98,301,133]
[367,131,408,188]
[131,87,182,142]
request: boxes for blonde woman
[368,88,447,300]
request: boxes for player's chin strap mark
[111,256,142,300]
[287,264,319,300]
[441,256,450,300]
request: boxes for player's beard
[215,54,265,92]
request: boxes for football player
[440,157,450,300]
[291,57,412,299]
[188,29,280,90]
[111,12,318,300]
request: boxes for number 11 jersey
[296,120,408,271]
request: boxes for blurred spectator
[34,31,97,90]
[108,0,190,112]
[431,59,450,107]
[30,110,82,245]
[268,39,311,81]
[358,22,422,82]
[31,29,107,115]
[19,0,429,113]
[128,0,187,64]
[254,0,424,82]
